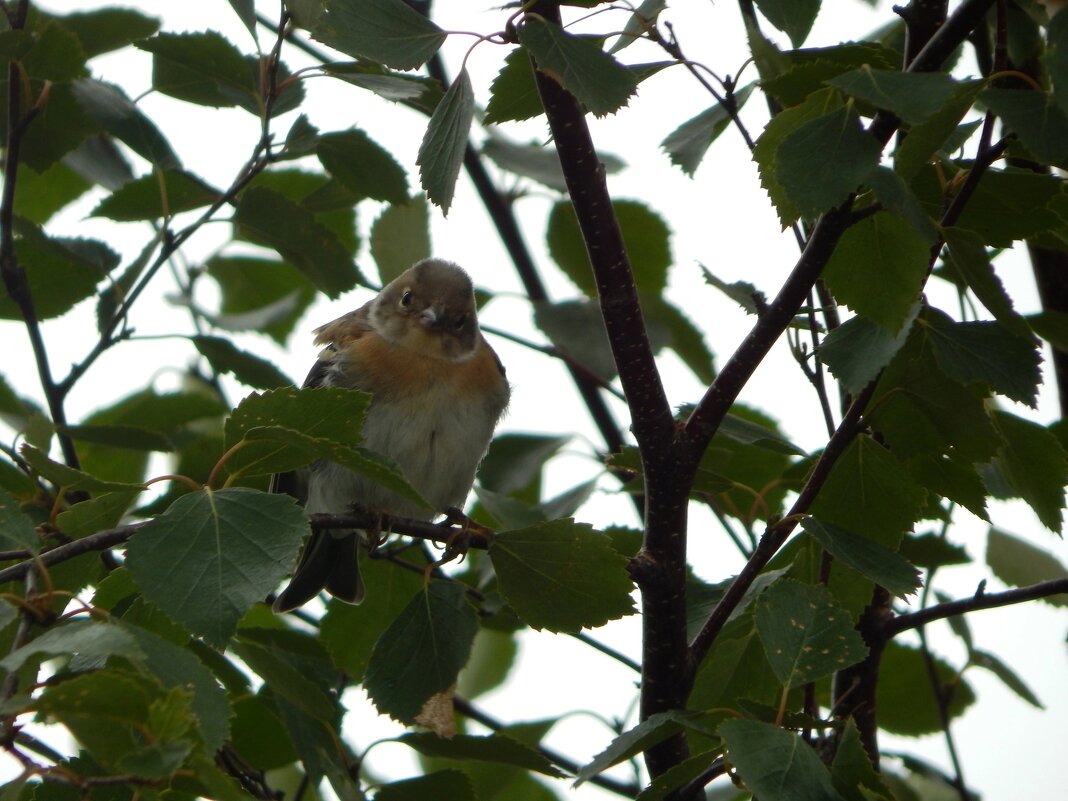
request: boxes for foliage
[1,1,1067,801]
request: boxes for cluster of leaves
[1,1,1068,801]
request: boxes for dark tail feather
[273,532,364,612]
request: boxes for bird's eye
[454,313,467,329]
[400,290,413,307]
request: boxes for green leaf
[633,750,721,801]
[775,105,881,220]
[192,335,291,390]
[720,718,846,801]
[534,299,616,382]
[375,771,476,801]
[234,187,360,298]
[60,424,174,452]
[752,87,842,227]
[317,129,408,204]
[642,295,716,385]
[968,649,1043,709]
[71,79,179,169]
[519,19,637,117]
[828,68,957,125]
[801,518,921,598]
[417,69,474,214]
[56,491,139,538]
[546,199,672,295]
[904,455,989,521]
[370,197,431,285]
[482,134,624,192]
[455,627,517,701]
[894,81,983,180]
[319,556,427,684]
[700,264,766,314]
[20,445,146,493]
[986,528,1068,607]
[363,580,478,723]
[1048,9,1068,111]
[0,619,143,674]
[754,0,820,47]
[91,169,219,221]
[989,412,1068,533]
[823,212,930,332]
[322,61,441,109]
[0,224,115,321]
[232,637,338,724]
[122,623,231,752]
[755,578,868,688]
[831,719,895,801]
[981,88,1068,164]
[206,256,315,345]
[125,488,309,646]
[399,732,566,778]
[0,487,40,553]
[55,8,161,58]
[661,83,755,176]
[485,48,542,125]
[13,161,91,225]
[923,311,1041,407]
[877,641,975,735]
[714,411,805,456]
[576,710,712,785]
[866,165,939,244]
[819,304,919,395]
[490,519,635,633]
[868,331,1003,463]
[308,0,446,70]
[137,31,257,110]
[478,433,570,503]
[809,435,926,614]
[899,531,970,570]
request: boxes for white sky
[3,1,1066,798]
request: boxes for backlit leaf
[755,578,868,688]
[754,0,820,47]
[399,732,565,778]
[370,196,430,285]
[91,169,219,221]
[827,68,957,125]
[819,304,920,395]
[375,771,475,801]
[192,335,291,390]
[0,619,143,674]
[485,48,542,125]
[894,81,983,180]
[0,487,40,553]
[986,528,1068,607]
[661,83,755,176]
[125,488,309,646]
[823,212,930,333]
[363,581,478,723]
[317,128,408,204]
[417,70,474,214]
[981,88,1068,164]
[490,519,635,632]
[989,412,1068,533]
[877,641,975,734]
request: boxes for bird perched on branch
[272,258,510,612]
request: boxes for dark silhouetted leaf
[720,718,846,801]
[776,106,881,219]
[831,719,895,801]
[137,31,257,109]
[71,79,179,169]
[519,19,637,117]
[375,771,475,801]
[754,0,820,47]
[981,88,1068,164]
[399,732,566,778]
[309,0,446,70]
[0,487,40,553]
[828,68,956,125]
[801,518,921,598]
[317,128,408,203]
[969,649,1043,709]
[989,412,1068,533]
[924,311,1041,407]
[894,82,983,179]
[485,48,542,125]
[192,335,291,390]
[91,170,219,221]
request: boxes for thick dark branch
[886,578,1068,636]
[526,3,673,456]
[0,2,80,473]
[897,0,949,67]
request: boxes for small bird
[272,258,510,612]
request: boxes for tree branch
[886,578,1068,636]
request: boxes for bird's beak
[420,304,443,329]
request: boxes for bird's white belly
[305,382,496,520]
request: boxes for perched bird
[272,258,510,612]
